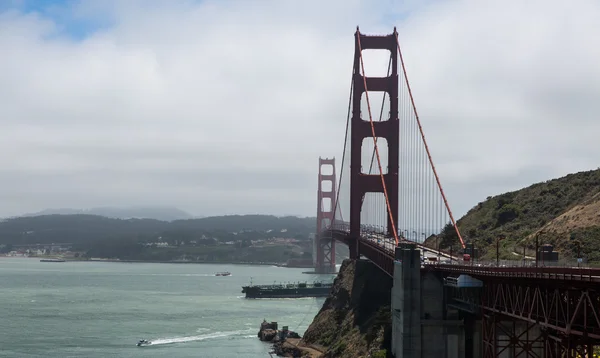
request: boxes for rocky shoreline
[256,260,391,357]
[257,320,307,357]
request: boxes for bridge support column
[471,317,482,358]
[421,269,450,357]
[348,237,358,259]
[442,304,466,358]
[391,244,421,358]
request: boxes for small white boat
[136,339,151,347]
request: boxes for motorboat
[136,339,151,347]
[215,272,231,276]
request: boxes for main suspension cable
[332,65,355,227]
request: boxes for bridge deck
[431,264,600,283]
[326,227,600,283]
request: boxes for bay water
[0,258,333,357]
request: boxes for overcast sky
[1,0,599,219]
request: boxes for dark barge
[242,281,332,299]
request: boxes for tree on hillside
[439,222,459,249]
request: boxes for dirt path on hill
[283,338,324,357]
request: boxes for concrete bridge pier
[391,243,474,358]
[465,315,482,358]
[422,270,466,358]
[391,243,421,358]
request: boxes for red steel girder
[357,238,395,277]
[482,313,547,358]
[319,235,335,273]
[482,312,596,358]
[327,230,394,276]
[434,264,600,284]
[482,281,600,339]
[446,273,600,357]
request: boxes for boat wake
[148,329,252,346]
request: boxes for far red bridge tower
[314,157,337,274]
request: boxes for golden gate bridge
[312,27,600,357]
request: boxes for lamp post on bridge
[469,241,475,267]
[496,235,506,267]
[535,231,541,268]
[435,233,441,262]
[570,233,582,268]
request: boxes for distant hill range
[427,168,600,262]
[19,206,195,221]
[0,213,317,247]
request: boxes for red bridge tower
[349,28,400,258]
[315,157,337,274]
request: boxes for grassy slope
[433,168,600,261]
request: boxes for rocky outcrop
[258,320,307,357]
[258,320,279,342]
[259,320,302,342]
[300,259,393,358]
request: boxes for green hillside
[429,168,600,262]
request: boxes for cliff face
[301,259,392,358]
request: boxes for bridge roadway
[325,225,600,282]
[432,263,600,283]
[325,225,456,276]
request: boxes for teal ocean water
[0,258,332,358]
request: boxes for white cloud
[395,0,600,209]
[1,0,600,220]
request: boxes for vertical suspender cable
[395,36,465,249]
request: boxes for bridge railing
[429,261,600,283]
[327,222,407,239]
[324,223,600,284]
[325,222,437,255]
[425,258,593,269]
[327,222,389,237]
